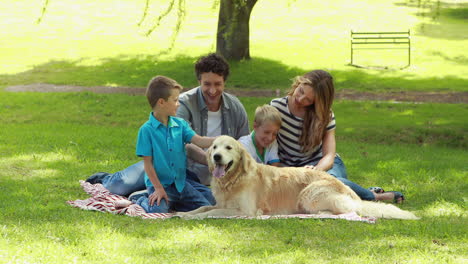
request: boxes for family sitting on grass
[86,53,405,214]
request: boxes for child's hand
[149,186,169,206]
[305,165,316,170]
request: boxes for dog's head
[207,135,248,179]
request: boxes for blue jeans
[186,169,216,205]
[134,183,211,213]
[314,156,375,201]
[102,161,146,196]
[100,161,216,204]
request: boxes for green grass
[1,0,467,262]
[1,91,467,263]
[0,0,467,92]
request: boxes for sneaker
[128,189,148,203]
[85,172,111,184]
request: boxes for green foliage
[1,91,467,263]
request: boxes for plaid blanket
[67,180,376,223]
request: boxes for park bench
[350,30,411,69]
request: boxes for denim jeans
[312,156,375,201]
[101,161,216,204]
[134,183,212,213]
[101,161,146,196]
[186,170,216,205]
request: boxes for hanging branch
[137,0,151,26]
[167,0,186,48]
[36,0,50,24]
[144,0,177,36]
[211,0,220,10]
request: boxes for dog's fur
[178,136,418,220]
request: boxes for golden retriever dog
[177,136,418,220]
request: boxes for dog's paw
[173,212,199,220]
[174,212,189,218]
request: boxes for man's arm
[234,100,250,139]
[185,144,208,165]
[176,102,192,125]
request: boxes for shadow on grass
[1,54,467,92]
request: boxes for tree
[140,0,258,60]
[37,0,258,61]
[216,0,258,60]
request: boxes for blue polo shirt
[136,113,196,192]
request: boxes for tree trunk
[216,0,257,60]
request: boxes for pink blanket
[68,180,376,223]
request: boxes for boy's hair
[254,105,282,127]
[195,53,230,81]
[146,75,183,109]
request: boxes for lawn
[0,0,467,92]
[1,91,466,263]
[1,0,467,263]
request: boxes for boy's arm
[190,135,215,149]
[269,162,280,167]
[186,144,208,165]
[142,156,169,206]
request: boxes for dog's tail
[357,201,419,220]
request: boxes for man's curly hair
[195,53,230,81]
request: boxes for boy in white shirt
[238,105,281,166]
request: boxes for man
[86,53,249,202]
[178,53,249,184]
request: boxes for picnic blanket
[67,180,377,223]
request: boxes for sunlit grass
[0,0,467,91]
[423,201,467,217]
[0,91,467,262]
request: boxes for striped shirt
[270,97,335,167]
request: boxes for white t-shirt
[207,109,222,137]
[238,132,280,165]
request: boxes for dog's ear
[206,143,214,173]
[239,142,254,173]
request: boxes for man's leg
[186,169,216,205]
[175,182,212,212]
[98,161,146,196]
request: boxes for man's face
[199,72,225,110]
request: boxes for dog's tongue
[213,164,226,178]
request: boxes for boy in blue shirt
[133,76,215,213]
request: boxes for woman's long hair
[287,70,334,152]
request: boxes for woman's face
[292,83,315,108]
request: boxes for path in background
[5,84,468,104]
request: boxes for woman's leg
[326,156,376,201]
[326,155,348,179]
[101,161,146,196]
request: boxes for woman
[270,70,404,202]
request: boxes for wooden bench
[350,30,411,69]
